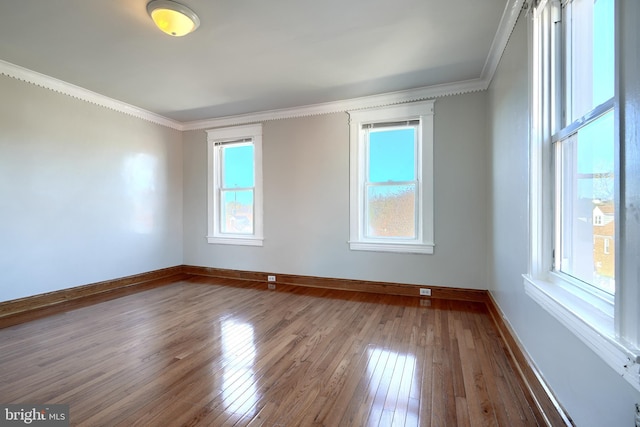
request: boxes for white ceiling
[0,0,513,124]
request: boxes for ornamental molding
[0,59,182,130]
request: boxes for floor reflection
[366,347,418,426]
[220,319,257,417]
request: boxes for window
[526,0,640,391]
[349,101,434,254]
[554,0,616,296]
[206,124,263,246]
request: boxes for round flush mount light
[147,0,200,37]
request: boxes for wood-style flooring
[0,276,553,426]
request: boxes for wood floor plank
[0,277,560,426]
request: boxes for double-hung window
[555,0,616,296]
[206,124,263,246]
[526,0,640,390]
[349,101,434,254]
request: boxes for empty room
[0,0,638,425]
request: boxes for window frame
[524,0,640,392]
[206,124,264,246]
[348,101,435,254]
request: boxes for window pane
[368,128,416,182]
[221,190,254,234]
[366,184,416,238]
[566,0,614,122]
[222,144,254,188]
[559,111,615,294]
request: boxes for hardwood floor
[0,276,557,426]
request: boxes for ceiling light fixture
[147,0,200,37]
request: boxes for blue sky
[576,0,615,201]
[593,0,614,105]
[223,145,254,188]
[222,144,254,207]
[368,128,415,183]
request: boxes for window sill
[206,236,263,246]
[349,241,434,254]
[523,274,640,392]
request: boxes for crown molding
[481,0,525,82]
[0,59,183,130]
[181,78,488,131]
[1,55,485,132]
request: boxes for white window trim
[524,0,640,392]
[206,124,264,246]
[348,100,435,255]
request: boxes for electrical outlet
[267,275,276,282]
[267,283,276,290]
[419,288,431,296]
[420,299,431,307]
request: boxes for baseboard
[0,265,186,320]
[485,292,574,427]
[183,265,489,302]
[1,265,488,321]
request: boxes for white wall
[0,75,183,302]
[183,92,489,289]
[487,8,640,427]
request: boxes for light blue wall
[487,7,640,426]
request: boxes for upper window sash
[560,0,615,128]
